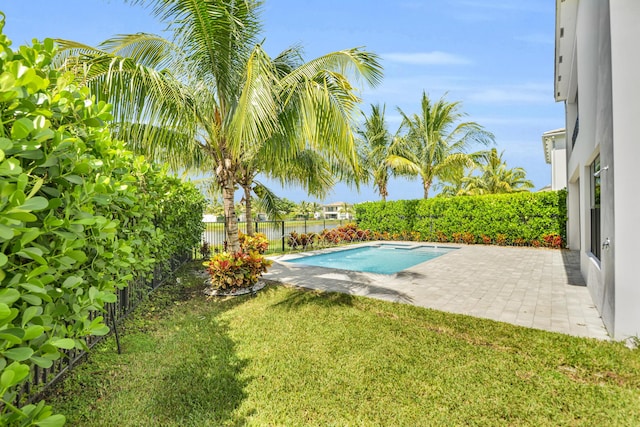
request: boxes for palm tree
[56,0,382,252]
[436,164,468,197]
[310,202,322,219]
[388,92,494,199]
[358,104,393,201]
[338,202,354,220]
[293,201,313,220]
[462,148,534,195]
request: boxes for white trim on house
[541,129,567,191]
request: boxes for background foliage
[0,21,204,425]
[356,191,567,247]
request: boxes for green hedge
[355,199,419,234]
[355,191,566,246]
[0,22,204,426]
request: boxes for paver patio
[264,243,609,340]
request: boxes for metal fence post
[281,220,285,252]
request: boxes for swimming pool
[285,244,457,274]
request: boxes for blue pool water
[286,244,456,274]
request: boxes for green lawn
[47,263,640,426]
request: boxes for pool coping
[264,242,610,340]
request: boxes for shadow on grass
[270,286,356,310]
[149,317,252,426]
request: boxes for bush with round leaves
[0,17,204,426]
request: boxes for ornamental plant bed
[204,233,272,293]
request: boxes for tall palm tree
[388,92,494,199]
[358,104,393,201]
[462,148,534,195]
[310,201,322,219]
[436,164,468,197]
[293,201,313,220]
[56,0,382,252]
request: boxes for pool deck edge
[264,243,610,340]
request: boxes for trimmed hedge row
[0,25,205,426]
[356,191,567,247]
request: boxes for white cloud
[382,51,472,66]
[467,83,552,105]
[470,116,563,128]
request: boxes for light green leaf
[0,253,7,267]
[71,217,97,225]
[20,294,42,305]
[22,306,43,327]
[0,224,13,240]
[26,265,49,279]
[102,293,117,303]
[0,289,20,305]
[3,346,34,361]
[17,248,47,265]
[62,276,83,288]
[18,196,49,211]
[0,327,24,344]
[35,414,66,427]
[50,338,75,349]
[29,355,53,369]
[6,211,37,222]
[0,303,11,320]
[11,117,35,139]
[0,370,15,389]
[0,158,23,176]
[20,228,42,246]
[64,174,84,185]
[65,250,87,263]
[27,177,44,199]
[0,362,30,388]
[23,325,44,341]
[0,138,13,151]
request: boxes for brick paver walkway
[264,243,609,340]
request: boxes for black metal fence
[16,251,192,406]
[200,219,352,255]
[18,219,361,405]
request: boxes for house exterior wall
[557,0,640,339]
[609,0,640,339]
[550,148,567,191]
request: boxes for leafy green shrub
[0,22,204,426]
[355,201,417,234]
[356,192,567,247]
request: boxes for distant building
[322,202,353,220]
[555,0,640,340]
[202,214,218,222]
[541,128,567,191]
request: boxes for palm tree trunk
[243,184,254,236]
[423,179,431,199]
[379,180,388,202]
[222,170,240,253]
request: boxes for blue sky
[2,0,563,203]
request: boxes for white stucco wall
[560,0,640,339]
[609,0,640,339]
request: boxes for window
[590,156,601,260]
